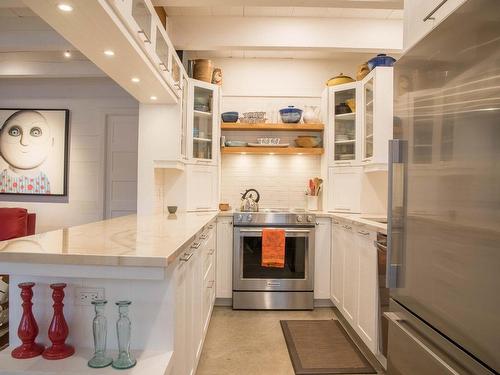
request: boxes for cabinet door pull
[358,230,370,236]
[342,225,352,230]
[180,252,193,262]
[191,242,201,249]
[333,220,340,225]
[137,30,151,44]
[423,0,448,21]
[209,249,215,255]
[200,234,208,239]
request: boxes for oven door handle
[238,228,312,234]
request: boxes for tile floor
[196,306,385,375]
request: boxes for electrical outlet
[76,287,105,306]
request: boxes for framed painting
[0,108,70,196]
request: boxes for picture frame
[0,108,70,197]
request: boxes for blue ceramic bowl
[279,106,303,123]
[221,112,239,123]
[367,54,396,70]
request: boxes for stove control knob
[247,214,253,222]
[236,214,243,222]
[296,215,303,223]
[306,215,314,223]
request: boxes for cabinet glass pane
[192,86,213,160]
[334,88,356,161]
[132,0,152,42]
[364,79,374,159]
[172,57,181,87]
[155,27,169,71]
[181,76,188,158]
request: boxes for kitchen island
[0,212,218,375]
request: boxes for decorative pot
[326,73,355,87]
[193,59,213,83]
[303,106,320,123]
[356,62,370,80]
[279,106,303,123]
[367,54,396,70]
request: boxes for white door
[104,114,138,219]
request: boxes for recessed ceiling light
[131,77,140,83]
[63,50,71,58]
[104,50,115,56]
[150,96,157,101]
[57,3,73,12]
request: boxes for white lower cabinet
[330,220,379,355]
[355,228,378,353]
[186,164,218,212]
[174,222,216,375]
[330,219,344,307]
[314,217,331,299]
[327,167,362,213]
[216,216,233,299]
[341,223,358,327]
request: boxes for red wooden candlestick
[11,282,45,359]
[42,283,75,360]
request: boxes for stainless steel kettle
[240,189,260,212]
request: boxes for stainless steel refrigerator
[386,0,500,374]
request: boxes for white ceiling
[153,0,403,9]
[165,6,403,19]
[0,6,103,77]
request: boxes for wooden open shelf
[221,147,324,155]
[221,123,324,131]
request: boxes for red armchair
[0,208,36,241]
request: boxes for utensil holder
[306,196,319,211]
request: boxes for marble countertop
[0,212,218,268]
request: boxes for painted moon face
[0,110,52,170]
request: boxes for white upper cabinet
[187,79,220,165]
[403,0,467,51]
[360,67,393,171]
[108,0,184,99]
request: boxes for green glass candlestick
[88,299,112,368]
[112,301,136,370]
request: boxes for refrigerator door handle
[385,312,461,375]
[387,139,407,288]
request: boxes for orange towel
[262,229,285,268]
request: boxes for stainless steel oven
[232,211,315,310]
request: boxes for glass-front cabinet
[187,79,219,164]
[109,0,182,99]
[330,82,361,165]
[360,66,393,169]
[363,78,374,160]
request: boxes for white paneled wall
[0,78,138,232]
[221,154,321,209]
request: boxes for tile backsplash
[221,154,321,210]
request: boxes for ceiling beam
[152,0,404,9]
[169,16,403,53]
